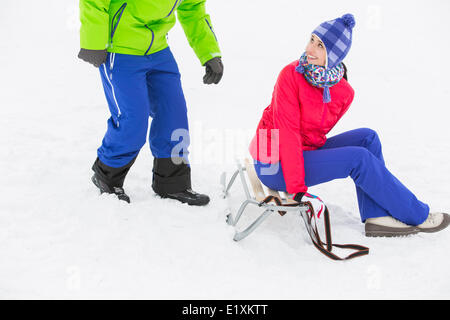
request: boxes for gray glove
[203,57,223,84]
[78,48,108,68]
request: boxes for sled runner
[221,158,369,260]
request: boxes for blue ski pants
[97,47,189,168]
[254,128,430,226]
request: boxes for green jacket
[80,0,221,65]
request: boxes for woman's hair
[342,62,348,81]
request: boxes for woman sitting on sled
[248,13,449,237]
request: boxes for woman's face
[305,34,327,67]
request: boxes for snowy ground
[1,0,449,299]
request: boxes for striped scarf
[295,52,345,103]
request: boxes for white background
[0,0,449,299]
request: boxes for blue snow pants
[254,128,430,226]
[98,47,189,168]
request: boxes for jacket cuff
[199,51,222,66]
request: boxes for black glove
[78,48,108,68]
[203,57,223,84]
[293,192,305,203]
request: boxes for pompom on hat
[312,13,356,70]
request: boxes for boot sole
[159,194,210,206]
[365,223,419,238]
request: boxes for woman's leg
[319,128,388,221]
[319,128,429,224]
[254,128,381,197]
[308,145,429,225]
[255,128,429,225]
[321,128,384,163]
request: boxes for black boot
[91,173,130,203]
[91,157,136,203]
[152,157,210,206]
[160,188,210,206]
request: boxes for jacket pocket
[101,62,122,127]
[110,3,128,44]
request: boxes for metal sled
[220,158,370,260]
[220,158,310,241]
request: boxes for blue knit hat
[312,13,356,70]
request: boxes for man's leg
[94,53,151,190]
[145,48,208,205]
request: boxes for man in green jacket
[78,0,223,205]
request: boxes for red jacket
[249,61,355,194]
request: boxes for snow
[1,0,449,299]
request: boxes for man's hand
[203,57,223,84]
[78,48,108,68]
